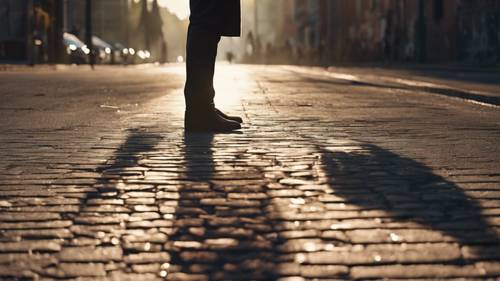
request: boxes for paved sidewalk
[0,65,499,280]
[296,65,500,106]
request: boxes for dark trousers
[184,24,221,111]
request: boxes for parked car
[112,42,132,64]
[62,32,89,64]
[135,49,151,63]
[92,35,113,64]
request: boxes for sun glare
[157,0,190,20]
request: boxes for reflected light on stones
[173,241,202,249]
[290,198,306,205]
[389,232,400,242]
[111,237,120,245]
[304,191,316,197]
[294,253,306,264]
[144,242,151,251]
[353,245,365,251]
[325,243,335,251]
[116,181,127,190]
[330,223,350,230]
[373,254,382,262]
[160,262,170,277]
[306,206,319,212]
[0,200,12,207]
[303,242,318,252]
[163,214,174,220]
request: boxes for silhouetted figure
[184,0,243,132]
[245,31,255,60]
[226,51,235,64]
[160,40,168,64]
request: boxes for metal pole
[55,0,65,63]
[326,0,332,65]
[26,0,35,65]
[85,0,94,68]
[417,0,426,63]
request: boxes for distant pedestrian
[184,0,243,132]
[226,51,235,64]
[160,40,168,64]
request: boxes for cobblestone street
[0,64,499,280]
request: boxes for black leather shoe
[215,108,243,123]
[185,108,241,132]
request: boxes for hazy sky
[157,0,190,19]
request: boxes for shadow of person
[183,132,216,181]
[93,128,162,191]
[67,128,164,273]
[320,143,499,257]
[166,132,276,280]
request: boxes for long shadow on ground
[166,132,276,280]
[320,143,499,256]
[64,129,165,278]
[71,128,277,280]
[72,128,498,280]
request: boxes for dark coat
[189,0,241,37]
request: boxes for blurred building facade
[2,0,499,65]
[65,0,129,45]
[127,0,188,63]
[238,0,500,65]
[0,0,187,64]
[0,0,64,64]
[0,1,30,62]
[323,0,500,64]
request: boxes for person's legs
[184,24,241,132]
[184,25,219,110]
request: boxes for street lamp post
[325,0,332,65]
[85,0,95,68]
[54,0,65,63]
[416,0,426,63]
[27,0,35,65]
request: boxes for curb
[286,65,500,108]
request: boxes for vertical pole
[26,0,35,65]
[326,0,332,65]
[416,0,426,63]
[47,1,55,63]
[54,0,64,63]
[85,0,94,68]
[123,1,130,47]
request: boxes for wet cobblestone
[0,65,499,280]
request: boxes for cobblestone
[58,246,123,262]
[0,65,499,280]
